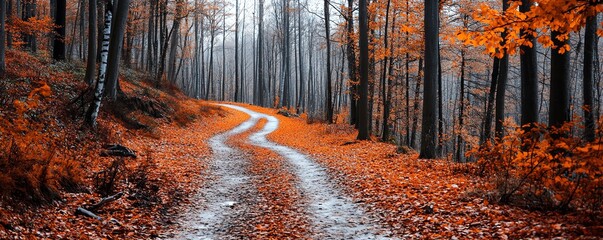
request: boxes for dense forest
[0,0,602,238]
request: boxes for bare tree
[84,0,97,85]
[420,0,439,158]
[357,0,369,140]
[105,0,131,100]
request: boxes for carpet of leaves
[0,49,248,239]
[242,104,603,239]
[228,118,310,238]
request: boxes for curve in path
[173,112,260,240]
[220,104,392,239]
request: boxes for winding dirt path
[174,104,392,239]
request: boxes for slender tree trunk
[380,0,392,141]
[257,0,264,105]
[85,6,112,127]
[281,0,291,108]
[79,0,85,60]
[420,0,439,158]
[483,58,499,142]
[583,15,596,141]
[347,0,358,127]
[84,0,97,85]
[456,49,466,163]
[0,0,6,75]
[6,0,11,48]
[52,0,66,60]
[411,58,423,149]
[146,0,155,72]
[234,0,240,102]
[296,0,304,112]
[357,0,369,140]
[104,0,130,100]
[324,0,333,123]
[168,0,183,83]
[495,55,509,140]
[221,7,226,101]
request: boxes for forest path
[173,104,392,239]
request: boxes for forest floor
[0,50,246,239]
[166,103,602,239]
[1,50,601,239]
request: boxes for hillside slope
[0,50,245,238]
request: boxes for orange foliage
[471,120,603,211]
[457,0,602,56]
[0,49,249,238]
[240,104,602,238]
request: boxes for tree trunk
[0,0,6,75]
[549,31,570,133]
[519,0,539,136]
[52,0,66,60]
[420,0,439,159]
[495,54,509,140]
[324,0,333,123]
[347,0,358,127]
[84,0,97,85]
[380,0,392,141]
[257,0,264,105]
[234,0,240,102]
[357,0,369,140]
[456,49,466,163]
[583,15,596,142]
[85,6,112,127]
[104,0,130,100]
[410,58,423,149]
[483,57,499,142]
[168,0,183,84]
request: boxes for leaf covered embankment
[242,104,602,239]
[0,50,245,238]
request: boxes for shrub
[470,120,603,212]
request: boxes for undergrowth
[470,120,603,214]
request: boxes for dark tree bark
[0,0,6,75]
[419,0,439,158]
[234,0,240,102]
[167,0,183,83]
[494,0,510,140]
[357,0,369,140]
[296,0,304,112]
[483,57,499,142]
[84,0,97,85]
[495,53,509,140]
[549,31,570,132]
[23,0,36,52]
[324,0,333,123]
[6,0,11,48]
[410,58,423,149]
[456,49,466,163]
[380,0,392,141]
[52,0,66,60]
[104,0,130,100]
[346,0,358,127]
[281,0,291,108]
[519,0,539,134]
[256,0,264,105]
[583,15,596,142]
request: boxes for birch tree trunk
[85,7,112,127]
